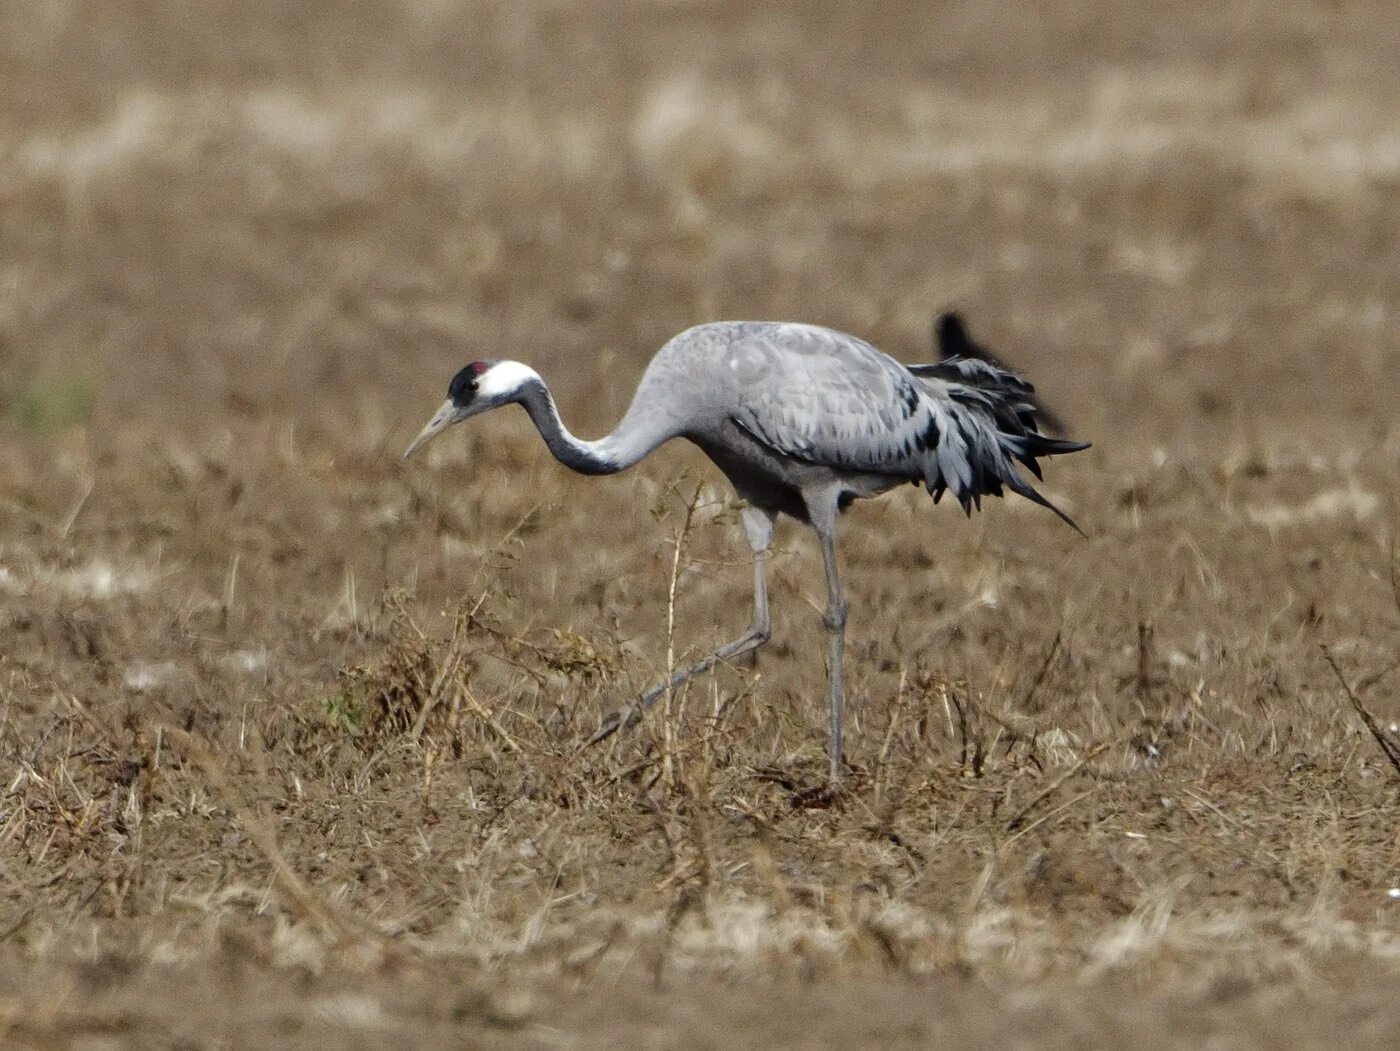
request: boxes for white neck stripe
[478,360,540,399]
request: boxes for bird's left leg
[586,505,776,747]
[813,517,848,785]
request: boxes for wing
[725,324,936,472]
[721,323,1088,529]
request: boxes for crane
[404,321,1088,785]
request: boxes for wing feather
[718,323,1087,529]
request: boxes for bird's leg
[739,503,775,647]
[816,524,848,785]
[586,506,775,747]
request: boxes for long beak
[403,399,462,459]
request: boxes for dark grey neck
[516,380,671,476]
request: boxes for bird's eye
[448,364,484,406]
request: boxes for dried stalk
[1322,646,1400,781]
[659,485,704,791]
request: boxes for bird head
[403,359,540,458]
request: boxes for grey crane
[404,321,1088,785]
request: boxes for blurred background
[4,0,1398,449]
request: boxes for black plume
[929,312,1068,435]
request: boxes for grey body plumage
[405,321,1089,785]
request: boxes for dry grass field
[3,1,1400,1046]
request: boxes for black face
[447,361,491,406]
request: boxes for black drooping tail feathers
[931,312,1068,436]
[909,313,1089,533]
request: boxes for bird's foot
[752,759,847,808]
[790,781,841,809]
[582,703,644,749]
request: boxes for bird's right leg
[586,505,775,747]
